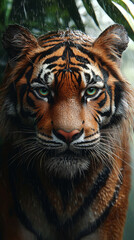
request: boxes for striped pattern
[0,24,133,240]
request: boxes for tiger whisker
[99,141,134,170]
[95,146,123,182]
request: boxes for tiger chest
[7,164,117,240]
[6,165,103,239]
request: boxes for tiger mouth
[46,149,88,161]
[43,149,90,178]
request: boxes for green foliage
[8,0,84,34]
[82,0,100,27]
[112,0,134,31]
[0,0,7,29]
[97,0,134,39]
[0,0,13,30]
[61,0,85,31]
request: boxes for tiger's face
[1,24,129,178]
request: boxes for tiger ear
[2,24,38,62]
[92,24,129,66]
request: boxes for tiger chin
[0,24,133,240]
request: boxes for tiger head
[0,24,132,178]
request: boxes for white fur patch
[40,63,54,85]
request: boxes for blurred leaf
[61,0,85,32]
[121,0,134,16]
[82,0,100,27]
[0,0,6,28]
[97,0,134,40]
[112,1,134,31]
[6,0,13,23]
[9,0,83,33]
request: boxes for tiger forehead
[38,29,93,46]
[32,60,103,89]
[38,30,94,71]
[31,39,103,88]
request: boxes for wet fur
[0,24,134,240]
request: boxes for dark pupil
[87,87,96,95]
[89,88,94,92]
[39,88,48,95]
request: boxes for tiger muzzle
[52,128,84,144]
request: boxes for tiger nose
[55,129,81,143]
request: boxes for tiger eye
[86,87,97,97]
[38,88,49,97]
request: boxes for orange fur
[0,24,133,240]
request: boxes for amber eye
[86,87,97,97]
[38,88,49,97]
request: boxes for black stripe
[70,166,110,226]
[10,165,109,232]
[8,163,117,239]
[76,138,99,145]
[95,67,112,117]
[15,68,27,84]
[29,170,60,227]
[26,93,35,108]
[77,63,89,69]
[31,69,43,85]
[62,44,75,60]
[53,40,94,62]
[31,166,110,229]
[45,55,60,64]
[93,114,101,124]
[92,91,105,102]
[85,73,91,84]
[114,81,125,116]
[75,55,90,64]
[98,109,111,118]
[84,131,99,139]
[99,83,125,128]
[98,92,107,108]
[46,63,57,69]
[98,59,122,82]
[40,43,62,49]
[99,66,109,83]
[9,169,43,240]
[77,73,82,86]
[55,72,63,89]
[73,44,95,61]
[25,66,33,84]
[19,84,29,118]
[71,72,79,89]
[39,37,62,43]
[38,132,52,139]
[39,42,64,60]
[101,114,123,129]
[76,174,122,240]
[69,67,81,72]
[14,62,33,84]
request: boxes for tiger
[0,23,133,240]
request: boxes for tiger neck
[3,141,124,212]
[1,140,128,239]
